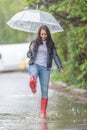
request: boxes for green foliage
[26,0,40,9]
[0,0,27,44]
[66,25,87,88]
[66,0,87,20]
[52,31,68,61]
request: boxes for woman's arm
[53,48,64,73]
[27,43,32,58]
[27,41,35,58]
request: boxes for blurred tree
[0,0,28,44]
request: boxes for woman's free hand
[60,69,64,73]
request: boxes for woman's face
[40,29,47,41]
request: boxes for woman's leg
[39,67,50,98]
[28,64,39,93]
[39,66,50,118]
[28,64,38,78]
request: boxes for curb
[49,81,87,103]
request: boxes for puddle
[0,72,87,130]
[0,92,87,130]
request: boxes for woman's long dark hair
[36,25,54,50]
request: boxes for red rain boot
[29,76,36,93]
[41,98,48,118]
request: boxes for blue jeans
[28,63,50,98]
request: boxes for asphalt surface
[0,72,87,130]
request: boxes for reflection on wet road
[0,72,87,130]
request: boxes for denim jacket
[27,40,63,70]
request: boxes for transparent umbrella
[7,9,64,33]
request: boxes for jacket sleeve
[53,47,63,70]
[27,42,34,58]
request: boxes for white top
[35,41,47,67]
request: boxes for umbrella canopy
[7,9,63,33]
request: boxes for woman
[27,25,64,118]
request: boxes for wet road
[0,72,87,130]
